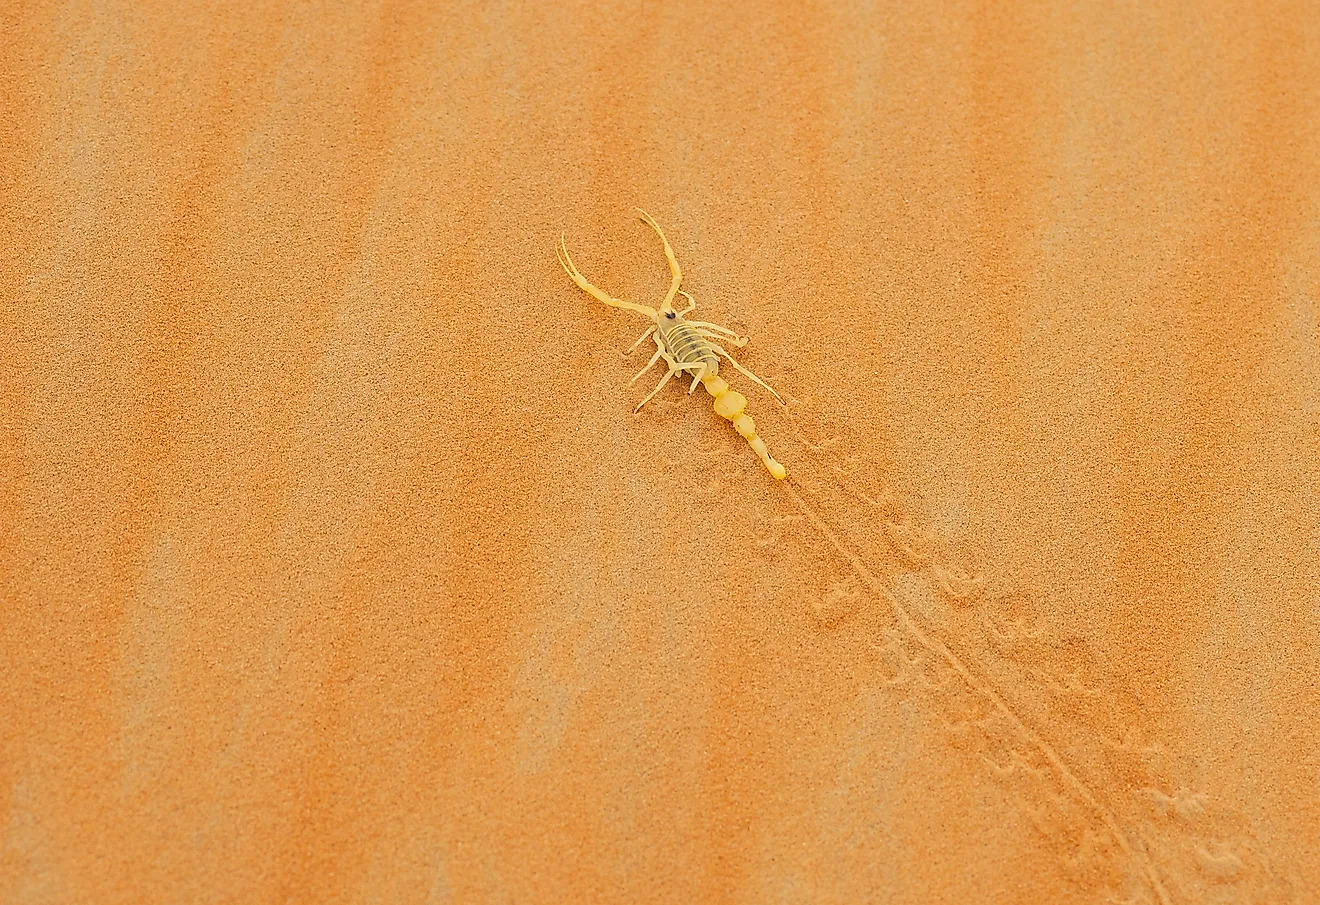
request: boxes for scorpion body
[557,209,787,480]
[658,316,718,376]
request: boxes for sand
[2,1,1318,902]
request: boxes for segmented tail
[701,374,787,479]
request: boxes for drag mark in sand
[782,480,1173,905]
[766,411,1295,902]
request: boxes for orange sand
[2,2,1318,903]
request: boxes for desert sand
[2,1,1318,903]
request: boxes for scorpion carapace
[556,209,787,480]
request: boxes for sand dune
[3,1,1318,902]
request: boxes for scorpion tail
[701,374,788,480]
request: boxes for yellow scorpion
[557,209,788,480]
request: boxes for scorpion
[556,209,788,480]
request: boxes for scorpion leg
[687,361,710,394]
[677,289,697,316]
[627,325,657,354]
[708,343,785,405]
[631,346,665,384]
[634,364,680,413]
[692,323,749,347]
[635,209,683,313]
[557,234,658,319]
